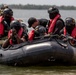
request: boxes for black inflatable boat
[0,35,76,66]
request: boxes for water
[13,9,76,24]
[1,65,76,75]
[1,9,76,75]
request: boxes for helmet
[3,8,13,17]
[65,17,75,34]
[21,22,28,32]
[35,26,46,36]
[48,7,59,14]
[3,4,8,9]
[28,17,37,28]
[9,8,13,16]
[65,17,75,27]
[1,4,8,9]
[10,20,21,31]
[48,7,59,19]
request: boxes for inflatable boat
[0,35,76,66]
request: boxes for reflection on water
[0,65,76,75]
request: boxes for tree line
[0,4,76,10]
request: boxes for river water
[13,9,76,24]
[1,9,76,75]
[1,65,76,75]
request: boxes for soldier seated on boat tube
[0,8,14,38]
[63,17,76,46]
[47,7,65,35]
[2,20,28,48]
[28,17,48,41]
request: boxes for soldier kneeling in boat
[28,17,48,41]
[2,20,28,48]
[63,17,76,46]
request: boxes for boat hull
[0,38,76,66]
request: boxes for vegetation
[0,4,76,10]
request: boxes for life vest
[8,28,23,45]
[0,16,14,35]
[71,27,76,38]
[28,25,47,41]
[63,27,67,36]
[48,14,60,33]
[28,30,35,41]
[70,27,76,45]
[63,27,76,38]
[64,27,76,45]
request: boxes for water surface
[1,65,76,75]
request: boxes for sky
[0,0,76,6]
